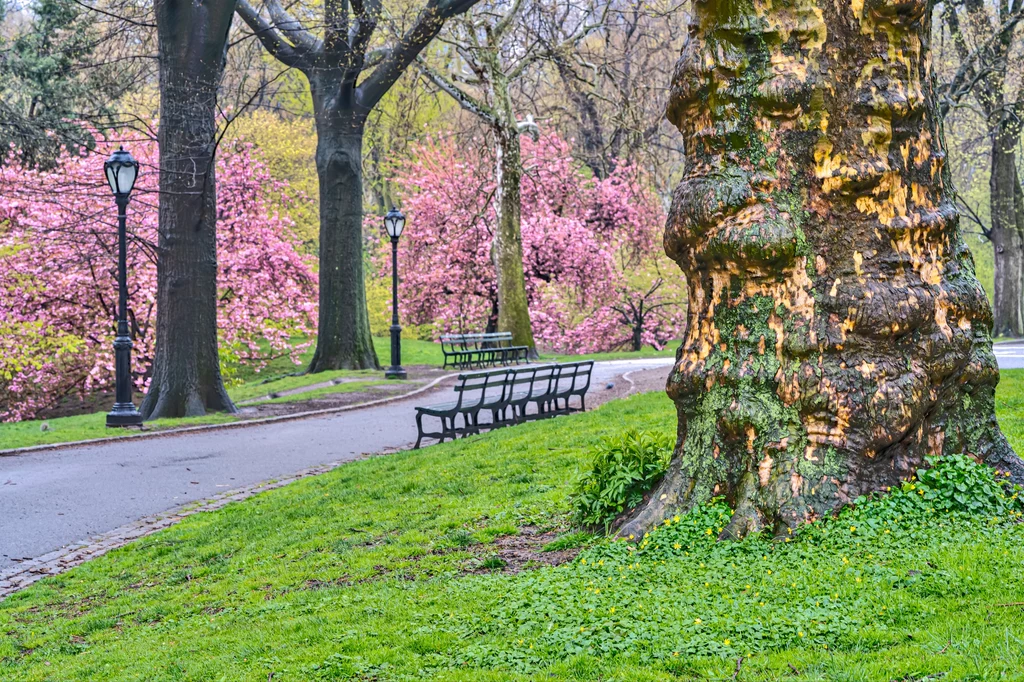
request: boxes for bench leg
[466,412,480,436]
[415,412,425,449]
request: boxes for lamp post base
[106,403,143,428]
[385,366,407,380]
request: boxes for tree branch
[413,57,497,123]
[236,0,313,68]
[356,0,482,111]
[265,0,321,53]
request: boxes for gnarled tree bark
[619,0,1024,540]
[141,0,237,420]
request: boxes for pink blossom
[0,137,318,421]
[380,134,684,354]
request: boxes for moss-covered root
[620,0,1023,538]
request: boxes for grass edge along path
[0,339,676,451]
[2,389,1024,680]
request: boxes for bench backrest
[453,367,514,409]
[503,365,557,402]
[554,360,594,397]
[440,332,515,351]
[445,360,592,411]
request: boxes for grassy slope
[2,377,1024,680]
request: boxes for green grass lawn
[229,369,382,403]
[2,383,1024,680]
[253,379,413,405]
[227,337,445,385]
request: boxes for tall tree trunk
[990,142,1024,338]
[619,0,1023,540]
[307,76,380,372]
[493,123,536,352]
[235,0,483,375]
[141,0,237,420]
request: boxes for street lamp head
[104,146,139,197]
[384,206,406,239]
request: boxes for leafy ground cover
[2,383,1024,681]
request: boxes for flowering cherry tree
[385,134,683,353]
[0,138,317,422]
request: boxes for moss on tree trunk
[618,0,1024,540]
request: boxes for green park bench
[439,332,530,369]
[414,361,594,448]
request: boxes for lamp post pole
[385,234,406,379]
[383,207,407,380]
[105,149,143,427]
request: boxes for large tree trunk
[990,142,1024,338]
[619,0,1023,540]
[141,0,237,420]
[306,76,380,372]
[493,123,537,352]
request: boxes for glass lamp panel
[105,165,119,194]
[119,163,138,194]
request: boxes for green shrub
[912,454,1023,516]
[570,428,674,531]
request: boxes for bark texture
[141,0,237,420]
[493,109,537,352]
[989,142,1024,337]
[307,74,378,371]
[619,0,1024,540]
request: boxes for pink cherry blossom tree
[382,134,684,354]
[0,137,317,422]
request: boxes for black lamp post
[384,207,407,380]
[104,147,143,427]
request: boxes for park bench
[439,332,530,369]
[414,360,594,448]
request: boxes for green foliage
[912,454,1023,516]
[0,0,126,167]
[570,428,674,529]
[839,453,1024,523]
[541,531,596,553]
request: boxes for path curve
[0,358,673,578]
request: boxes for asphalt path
[0,358,673,571]
[994,340,1024,370]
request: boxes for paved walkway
[0,358,673,573]
[994,340,1024,369]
